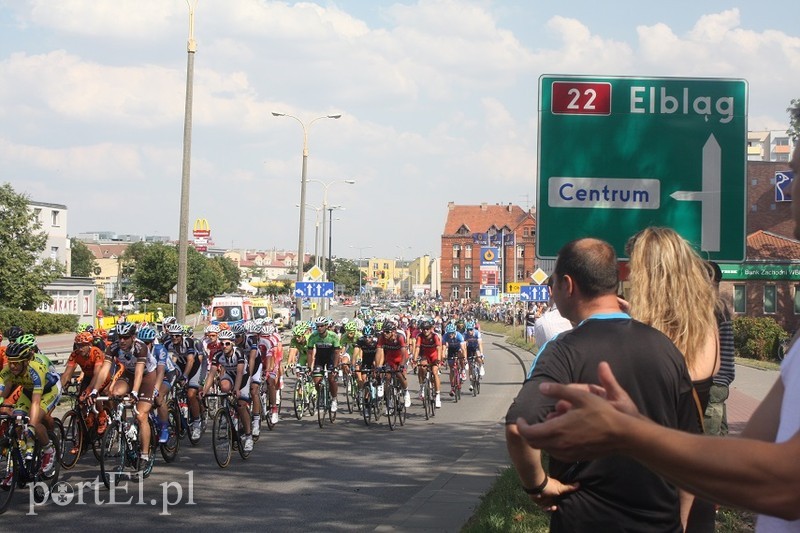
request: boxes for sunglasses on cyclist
[221,341,233,347]
[118,335,132,340]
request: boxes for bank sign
[537,75,747,261]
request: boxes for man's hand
[531,477,580,512]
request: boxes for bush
[0,309,79,336]
[733,316,788,362]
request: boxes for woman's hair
[627,227,717,372]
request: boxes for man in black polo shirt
[505,238,700,532]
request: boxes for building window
[383,263,389,269]
[464,286,472,299]
[733,284,746,313]
[453,244,461,259]
[516,245,524,258]
[452,265,460,279]
[50,246,58,260]
[465,245,472,258]
[464,265,472,280]
[452,286,459,300]
[523,227,529,237]
[517,267,524,280]
[794,284,800,314]
[764,284,777,314]
[51,210,60,227]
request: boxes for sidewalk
[727,363,780,435]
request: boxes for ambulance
[209,294,253,328]
[251,297,274,324]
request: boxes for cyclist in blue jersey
[442,323,466,397]
[463,321,484,392]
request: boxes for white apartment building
[748,130,795,162]
[29,200,71,276]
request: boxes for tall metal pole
[177,0,198,323]
[327,207,334,281]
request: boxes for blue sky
[1,1,798,260]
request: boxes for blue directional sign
[519,285,550,302]
[294,281,335,298]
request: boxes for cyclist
[258,323,282,426]
[287,323,310,369]
[339,321,360,381]
[414,319,443,408]
[463,321,484,392]
[353,324,379,392]
[376,320,411,408]
[138,326,176,443]
[92,322,159,468]
[232,323,260,437]
[163,323,198,441]
[442,323,466,397]
[200,329,253,452]
[307,316,341,413]
[0,342,61,477]
[61,331,109,432]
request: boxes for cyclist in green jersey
[306,317,341,412]
[287,323,311,368]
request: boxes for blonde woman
[626,227,720,532]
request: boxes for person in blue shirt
[443,323,466,397]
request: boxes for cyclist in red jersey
[414,319,442,408]
[376,320,411,408]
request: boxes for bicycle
[207,392,250,468]
[59,391,107,469]
[468,354,481,396]
[355,368,382,426]
[380,366,407,431]
[0,413,61,514]
[314,365,336,428]
[96,395,157,489]
[173,380,203,446]
[448,357,465,403]
[292,365,317,420]
[262,373,283,432]
[419,361,438,420]
[340,364,358,414]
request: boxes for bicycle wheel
[59,410,83,469]
[293,380,305,420]
[397,386,407,427]
[317,384,327,428]
[99,423,125,489]
[385,385,396,431]
[422,382,430,420]
[188,403,204,446]
[344,374,353,414]
[0,443,16,514]
[160,402,180,463]
[211,409,232,468]
[236,415,251,461]
[307,384,317,417]
[361,387,372,426]
[471,365,479,397]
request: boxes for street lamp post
[309,179,355,280]
[350,245,372,300]
[272,112,341,321]
[326,206,345,282]
[296,203,323,266]
[176,0,198,323]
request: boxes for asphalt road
[3,324,528,531]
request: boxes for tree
[70,238,98,277]
[789,98,800,141]
[130,243,177,302]
[330,258,360,294]
[0,183,65,310]
[188,247,226,305]
[210,255,240,293]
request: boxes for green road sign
[536,75,748,261]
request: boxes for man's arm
[516,365,800,520]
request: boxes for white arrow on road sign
[669,134,722,252]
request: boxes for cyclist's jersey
[202,337,222,364]
[257,333,282,371]
[212,346,248,382]
[0,357,52,395]
[443,332,465,358]
[66,346,105,377]
[339,332,361,358]
[307,330,341,367]
[355,336,378,367]
[236,339,259,371]
[151,343,176,373]
[416,332,442,360]
[464,330,481,355]
[290,335,310,366]
[105,339,157,374]
[164,337,197,377]
[377,332,407,368]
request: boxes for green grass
[734,357,780,372]
[464,468,755,532]
[480,322,538,353]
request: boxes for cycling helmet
[167,323,184,335]
[17,333,37,348]
[245,321,262,334]
[445,323,456,334]
[163,316,178,326]
[382,321,396,333]
[292,323,308,336]
[218,330,235,341]
[76,323,94,333]
[362,325,375,337]
[354,318,365,330]
[466,321,476,330]
[5,342,34,362]
[137,327,158,343]
[74,332,94,345]
[231,323,246,335]
[315,316,331,327]
[116,322,136,336]
[341,317,350,325]
[204,324,221,335]
[6,326,24,342]
[344,321,357,333]
[420,319,433,329]
[262,324,276,335]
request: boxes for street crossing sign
[519,285,550,302]
[536,75,747,261]
[294,281,334,298]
